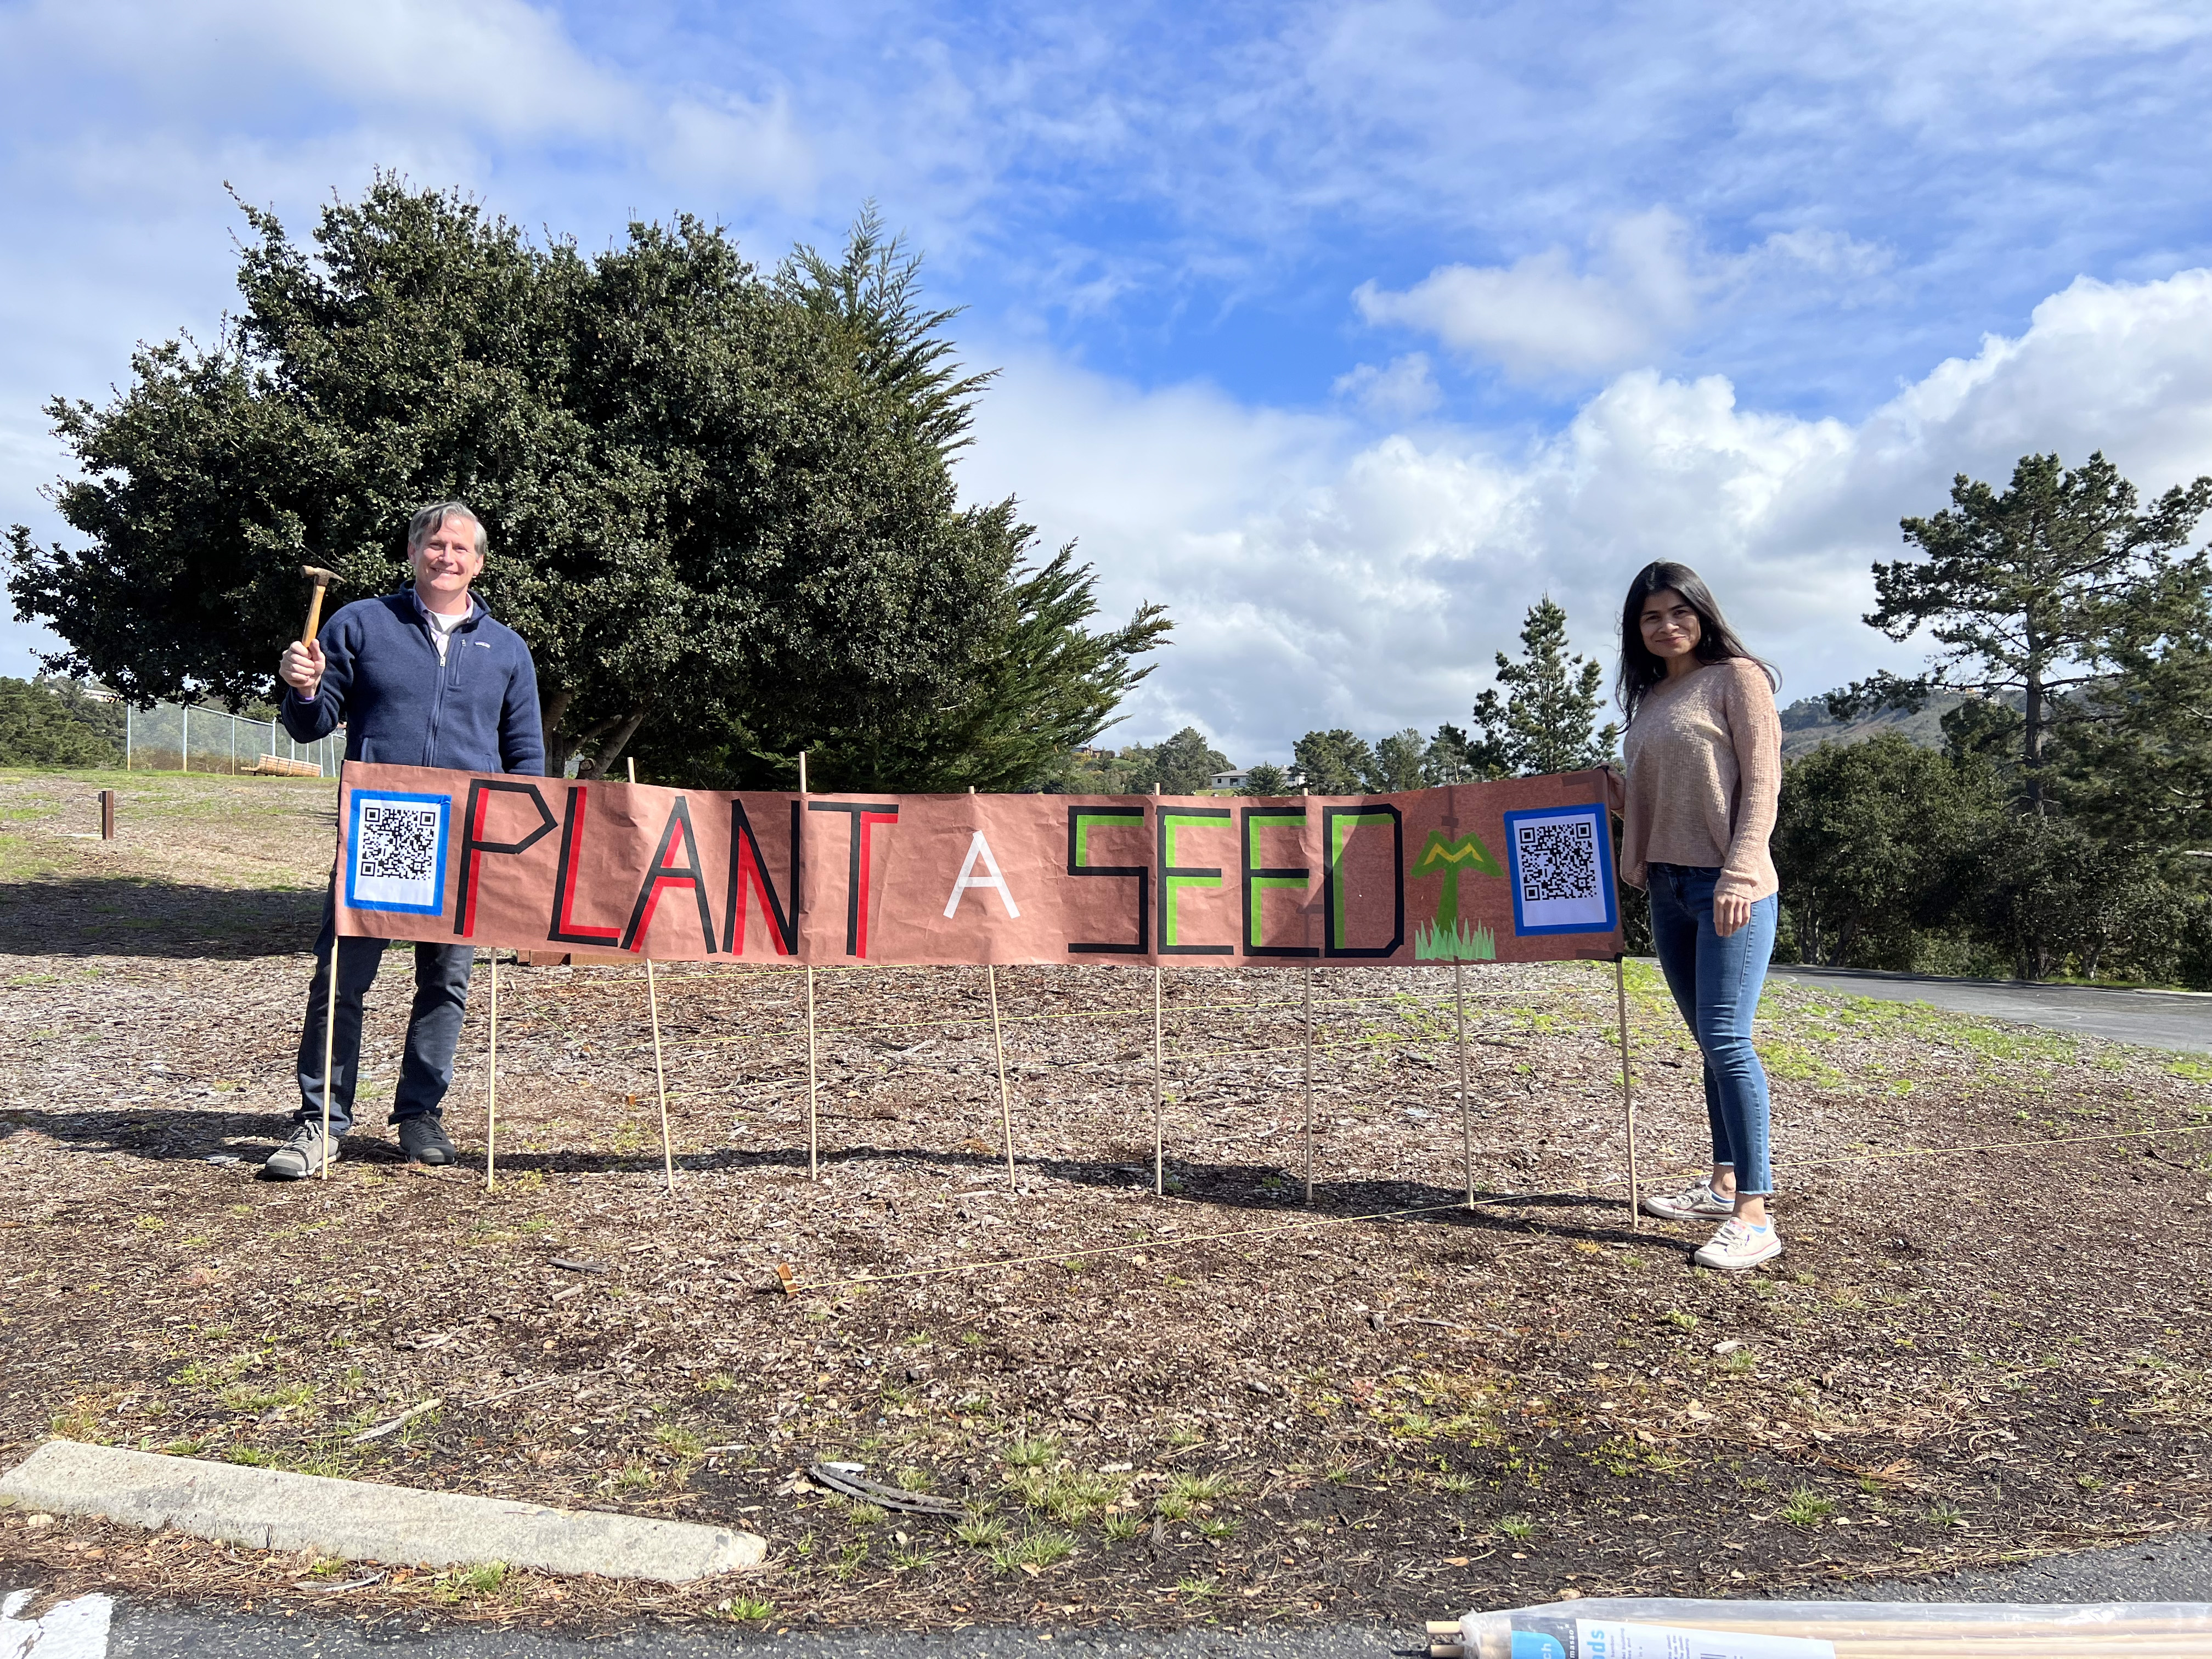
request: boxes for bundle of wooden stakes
[1426,1601,2212,1657]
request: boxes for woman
[1617,562,1785,1270]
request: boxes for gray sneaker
[397,1116,455,1166]
[1641,1179,1735,1221]
[262,1122,337,1181]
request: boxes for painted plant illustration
[1411,828,1503,961]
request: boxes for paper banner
[333,762,1623,966]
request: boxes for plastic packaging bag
[1436,1596,2212,1658]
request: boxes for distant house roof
[1209,770,1249,789]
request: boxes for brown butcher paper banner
[334,763,1623,966]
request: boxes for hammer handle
[301,586,328,647]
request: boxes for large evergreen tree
[2061,587,2212,853]
[5,180,1165,789]
[1830,453,2211,816]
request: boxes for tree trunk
[540,686,574,777]
[579,706,650,780]
[2023,644,2045,818]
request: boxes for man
[264,501,544,1180]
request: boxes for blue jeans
[295,889,475,1135]
[1647,864,1777,1197]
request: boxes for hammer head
[301,565,341,589]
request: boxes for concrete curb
[0,1441,764,1584]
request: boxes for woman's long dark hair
[1617,561,1778,723]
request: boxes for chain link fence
[123,701,344,777]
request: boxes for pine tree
[1291,729,1375,794]
[1830,453,2212,816]
[1364,728,1427,792]
[1471,597,1620,777]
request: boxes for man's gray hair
[407,500,489,558]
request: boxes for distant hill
[1778,692,1966,761]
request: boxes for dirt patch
[2,766,2210,1639]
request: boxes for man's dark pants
[294,889,474,1136]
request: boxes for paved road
[1763,964,2211,1055]
[5,1530,2206,1656]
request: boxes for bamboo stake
[484,948,499,1192]
[1449,1647,2210,1657]
[1427,1618,2212,1658]
[800,750,818,1182]
[1153,779,1164,1199]
[1301,782,1313,1208]
[1455,957,1472,1209]
[319,935,338,1181]
[970,783,1015,1189]
[627,757,675,1193]
[805,968,820,1180]
[647,953,672,1192]
[989,965,1015,1189]
[1301,962,1314,1207]
[1616,955,1640,1228]
[1153,963,1165,1197]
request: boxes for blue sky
[5,0,2212,761]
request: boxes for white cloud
[1332,353,1441,420]
[1354,209,1891,381]
[961,266,2212,764]
[0,0,827,222]
[656,89,817,206]
[1355,210,1696,380]
[0,0,627,137]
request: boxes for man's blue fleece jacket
[280,589,546,777]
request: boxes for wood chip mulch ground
[2,769,2210,1641]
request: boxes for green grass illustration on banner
[1410,828,1503,962]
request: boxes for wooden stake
[484,948,499,1192]
[800,749,819,1182]
[1455,957,1472,1209]
[1300,782,1314,1207]
[627,756,674,1193]
[805,967,820,1181]
[647,952,672,1192]
[969,782,1014,1187]
[1152,962,1165,1197]
[1301,962,1314,1207]
[319,935,338,1181]
[1617,955,1640,1228]
[989,965,1015,1188]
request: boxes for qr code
[1516,816,1599,902]
[359,802,441,881]
[1504,805,1614,934]
[347,792,450,914]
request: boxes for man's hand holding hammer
[281,566,342,698]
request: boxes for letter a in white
[943,830,1021,919]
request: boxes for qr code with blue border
[346,789,452,916]
[1502,803,1617,936]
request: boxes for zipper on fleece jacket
[415,595,480,769]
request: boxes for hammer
[299,565,341,645]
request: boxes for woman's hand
[1713,891,1751,938]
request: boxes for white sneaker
[1642,1180,1735,1222]
[1694,1217,1782,1271]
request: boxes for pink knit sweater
[1620,657,1782,902]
